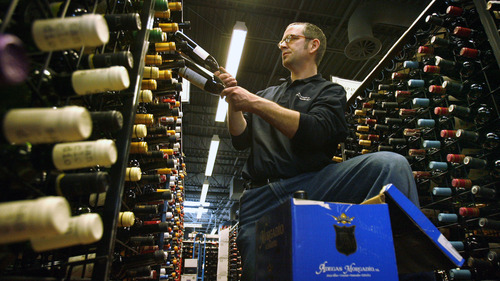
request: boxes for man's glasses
[277,34,313,48]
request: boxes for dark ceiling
[179,0,431,232]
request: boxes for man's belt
[243,178,282,190]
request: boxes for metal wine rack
[0,0,170,280]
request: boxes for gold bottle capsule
[135,114,154,125]
[145,55,162,65]
[361,149,371,154]
[332,156,343,163]
[142,79,157,90]
[157,168,172,175]
[154,10,171,19]
[130,141,148,154]
[354,109,366,116]
[154,42,176,52]
[158,70,172,80]
[357,125,370,132]
[158,23,179,33]
[359,140,372,146]
[160,148,174,155]
[169,2,182,11]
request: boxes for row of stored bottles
[0,0,228,280]
[341,0,500,280]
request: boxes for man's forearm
[251,98,300,139]
[227,104,247,136]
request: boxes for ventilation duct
[345,0,423,60]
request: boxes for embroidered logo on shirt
[296,92,311,101]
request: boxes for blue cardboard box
[255,184,464,280]
[256,199,399,280]
[361,184,464,273]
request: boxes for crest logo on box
[330,213,357,256]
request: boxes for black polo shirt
[231,74,349,181]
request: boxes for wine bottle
[157,22,191,33]
[47,66,130,96]
[90,110,124,135]
[31,139,117,171]
[82,51,134,70]
[2,106,92,145]
[30,213,103,252]
[32,14,109,51]
[448,104,493,125]
[471,185,499,200]
[172,31,220,72]
[112,250,166,279]
[47,171,110,198]
[178,60,224,95]
[0,196,71,244]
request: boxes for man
[216,22,419,281]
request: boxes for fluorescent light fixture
[180,79,190,103]
[204,135,220,177]
[184,201,210,207]
[184,223,203,228]
[200,179,210,204]
[210,227,217,235]
[215,21,247,122]
[185,207,209,213]
[196,206,205,219]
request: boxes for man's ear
[309,39,320,54]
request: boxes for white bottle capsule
[139,90,153,103]
[125,167,142,182]
[52,139,117,170]
[132,124,148,138]
[30,213,103,252]
[2,106,92,145]
[71,66,130,95]
[32,14,109,51]
[0,197,71,244]
[117,211,135,227]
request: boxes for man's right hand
[215,67,237,87]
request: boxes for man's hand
[221,86,262,113]
[214,67,237,87]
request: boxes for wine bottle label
[30,213,103,252]
[52,139,118,170]
[192,45,210,60]
[72,66,130,95]
[178,67,207,90]
[32,14,109,51]
[0,197,71,244]
[3,106,92,145]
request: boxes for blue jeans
[237,152,420,281]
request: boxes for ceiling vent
[345,0,422,60]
